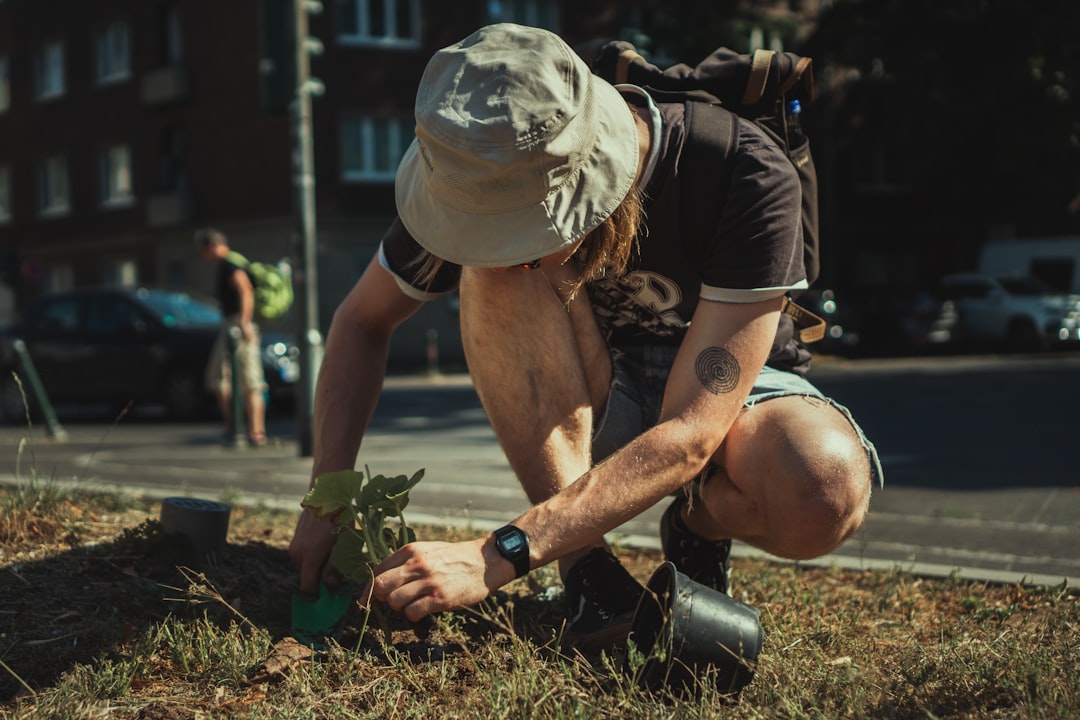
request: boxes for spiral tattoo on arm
[695,347,741,395]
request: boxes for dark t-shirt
[215,259,247,317]
[379,92,811,372]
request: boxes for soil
[0,501,663,705]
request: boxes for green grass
[1,485,1077,719]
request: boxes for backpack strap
[225,250,250,268]
[743,50,815,106]
[779,56,814,99]
[679,101,737,267]
[615,48,645,84]
[743,49,774,104]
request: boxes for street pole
[292,0,324,457]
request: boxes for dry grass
[1,486,1077,719]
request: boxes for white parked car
[936,273,1080,351]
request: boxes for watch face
[500,532,525,554]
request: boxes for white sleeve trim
[378,242,450,303]
[699,279,808,304]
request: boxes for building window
[165,5,183,64]
[0,57,9,112]
[34,40,65,99]
[100,144,135,207]
[38,155,71,216]
[486,0,560,31]
[104,259,138,287]
[337,0,420,47]
[0,166,11,223]
[341,115,413,183]
[96,20,132,85]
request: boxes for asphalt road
[1,352,1077,588]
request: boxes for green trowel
[291,581,354,647]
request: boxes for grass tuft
[1,486,1078,719]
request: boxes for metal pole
[292,0,323,457]
[228,326,247,448]
[12,339,67,441]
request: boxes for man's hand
[288,508,344,597]
[368,537,515,622]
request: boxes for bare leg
[246,389,266,439]
[685,395,872,560]
[459,264,612,577]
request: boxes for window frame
[38,154,71,217]
[95,19,132,86]
[485,0,560,31]
[336,0,422,49]
[0,56,9,112]
[340,113,414,184]
[100,144,135,208]
[0,165,11,223]
[34,40,66,100]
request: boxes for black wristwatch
[492,524,531,579]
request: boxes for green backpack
[225,251,294,321]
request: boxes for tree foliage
[616,1,804,64]
[804,0,1080,233]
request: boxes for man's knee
[768,424,871,559]
[716,400,872,560]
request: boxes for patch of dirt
[0,501,665,704]
[1,504,291,700]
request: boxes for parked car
[852,286,951,357]
[933,273,1080,352]
[0,287,299,422]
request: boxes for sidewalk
[2,371,1077,591]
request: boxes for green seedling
[296,466,424,643]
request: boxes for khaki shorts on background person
[205,316,267,397]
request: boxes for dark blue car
[0,287,297,421]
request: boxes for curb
[4,475,1074,595]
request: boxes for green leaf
[329,528,373,587]
[302,470,366,519]
[307,466,425,582]
[359,469,424,516]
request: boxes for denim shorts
[591,345,884,488]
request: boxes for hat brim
[395,78,639,268]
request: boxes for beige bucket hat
[395,23,640,267]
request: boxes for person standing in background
[194,228,268,447]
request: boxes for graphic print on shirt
[589,270,687,338]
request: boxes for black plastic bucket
[629,561,763,694]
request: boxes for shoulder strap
[225,250,250,268]
[743,49,774,105]
[679,101,737,265]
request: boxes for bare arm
[371,295,783,619]
[513,295,782,566]
[289,255,424,595]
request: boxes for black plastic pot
[159,497,232,565]
[629,561,763,694]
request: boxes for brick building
[0,0,822,369]
[0,0,628,368]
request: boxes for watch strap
[493,524,530,579]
